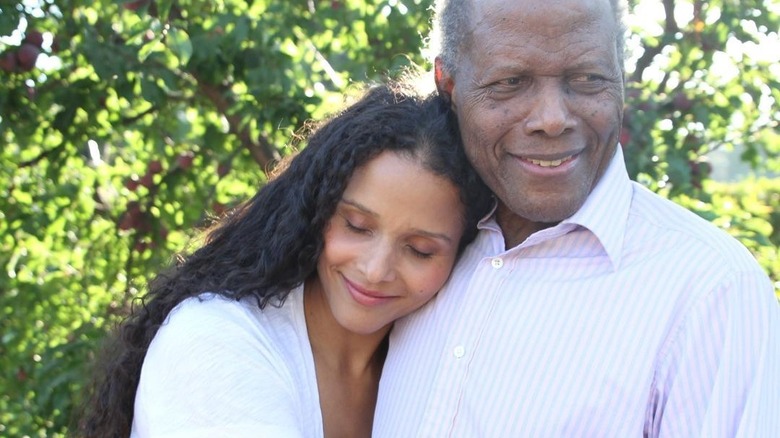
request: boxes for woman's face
[315,150,466,335]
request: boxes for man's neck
[496,205,557,249]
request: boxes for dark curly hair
[77,79,493,437]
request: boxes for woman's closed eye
[408,246,434,259]
[344,219,371,235]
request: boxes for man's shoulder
[626,182,761,270]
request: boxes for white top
[130,286,323,438]
[373,147,780,437]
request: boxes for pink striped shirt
[373,148,780,437]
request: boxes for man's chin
[499,198,581,225]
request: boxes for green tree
[0,0,777,435]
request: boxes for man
[373,0,780,436]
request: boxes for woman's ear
[434,57,455,105]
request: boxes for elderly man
[373,0,780,436]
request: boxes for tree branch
[18,144,65,168]
[195,80,279,169]
[630,0,679,84]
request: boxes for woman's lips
[344,277,394,307]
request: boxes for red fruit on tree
[176,152,194,170]
[134,241,149,253]
[139,172,155,189]
[125,176,140,191]
[118,214,136,231]
[148,160,163,174]
[619,126,631,147]
[119,203,142,230]
[24,31,44,48]
[672,92,693,112]
[0,52,17,72]
[16,43,40,71]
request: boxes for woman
[79,79,493,437]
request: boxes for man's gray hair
[430,0,628,77]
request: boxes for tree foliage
[0,0,777,435]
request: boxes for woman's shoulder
[133,286,321,437]
[162,288,308,350]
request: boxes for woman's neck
[303,277,390,376]
[303,277,390,438]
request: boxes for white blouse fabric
[130,286,323,438]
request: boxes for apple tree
[0,0,778,436]
[1,0,434,435]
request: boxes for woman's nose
[361,243,397,284]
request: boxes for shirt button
[453,345,465,358]
[491,258,504,269]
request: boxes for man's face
[439,0,624,243]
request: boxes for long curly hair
[77,79,493,437]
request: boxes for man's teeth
[528,156,573,167]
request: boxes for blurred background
[1,0,778,435]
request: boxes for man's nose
[523,82,576,137]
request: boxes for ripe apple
[619,126,631,148]
[125,176,140,191]
[176,152,194,170]
[148,160,163,174]
[24,30,44,48]
[134,241,149,253]
[139,172,155,189]
[119,203,142,230]
[16,43,40,71]
[0,52,17,72]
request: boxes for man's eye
[496,76,527,87]
[570,74,603,83]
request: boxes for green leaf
[167,27,193,67]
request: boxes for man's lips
[524,154,576,168]
[344,277,394,306]
[510,151,581,174]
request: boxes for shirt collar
[477,147,633,270]
[561,147,633,270]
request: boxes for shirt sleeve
[645,271,780,437]
[131,296,307,438]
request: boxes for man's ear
[434,57,455,104]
